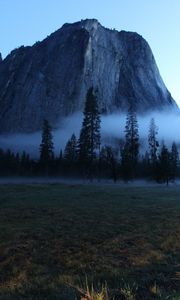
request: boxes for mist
[101,111,180,147]
[0,111,180,158]
[0,113,82,158]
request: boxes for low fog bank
[1,177,180,187]
[0,113,83,157]
[0,111,180,158]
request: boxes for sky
[0,0,179,105]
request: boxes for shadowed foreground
[0,184,179,299]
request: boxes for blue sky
[0,0,179,105]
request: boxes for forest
[0,87,179,184]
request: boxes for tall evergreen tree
[78,87,101,178]
[121,105,139,180]
[148,118,159,162]
[64,134,78,165]
[170,142,179,181]
[39,119,54,164]
[100,146,118,182]
[148,118,159,179]
[158,143,171,185]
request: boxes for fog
[102,111,180,148]
[0,111,180,158]
[0,176,180,187]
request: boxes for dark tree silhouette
[148,118,159,179]
[78,87,101,179]
[158,143,171,185]
[40,119,54,162]
[121,105,139,180]
[39,119,54,174]
[64,133,78,175]
[100,146,118,182]
[64,134,78,163]
[148,118,159,162]
[170,142,179,181]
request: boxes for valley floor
[0,184,179,299]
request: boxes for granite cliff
[0,19,178,133]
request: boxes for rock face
[0,19,178,133]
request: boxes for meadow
[0,183,179,299]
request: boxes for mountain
[0,19,178,133]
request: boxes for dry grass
[0,183,179,299]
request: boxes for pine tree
[148,118,159,179]
[78,87,101,178]
[64,134,78,164]
[100,146,118,182]
[170,142,179,181]
[40,119,54,162]
[121,105,139,180]
[121,143,132,181]
[158,143,171,185]
[148,118,159,161]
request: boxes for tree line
[0,87,179,184]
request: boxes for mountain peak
[61,18,100,32]
[0,19,178,133]
[79,18,100,29]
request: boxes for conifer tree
[158,143,171,185]
[64,133,78,164]
[148,118,159,161]
[39,119,54,164]
[170,142,179,181]
[100,146,118,182]
[121,105,139,180]
[78,87,101,177]
[148,118,159,179]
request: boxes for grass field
[0,183,179,299]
